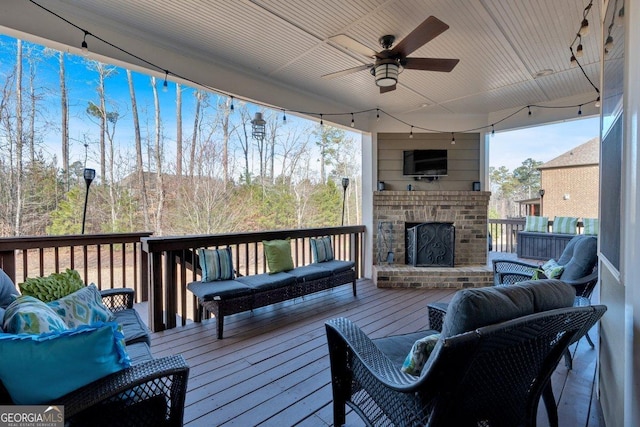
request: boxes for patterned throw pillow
[401,333,440,376]
[199,247,235,281]
[541,259,564,279]
[3,295,68,334]
[19,269,85,303]
[524,216,548,233]
[310,236,334,263]
[263,239,294,274]
[553,216,578,234]
[583,218,599,235]
[47,284,115,328]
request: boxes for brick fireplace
[373,190,493,289]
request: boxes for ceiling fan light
[374,61,399,87]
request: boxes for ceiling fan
[323,16,459,93]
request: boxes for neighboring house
[538,137,599,220]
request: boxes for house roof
[539,137,600,169]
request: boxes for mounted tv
[403,149,448,176]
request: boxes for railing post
[148,250,165,332]
[0,250,16,283]
[164,251,177,330]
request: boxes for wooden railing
[489,218,586,253]
[141,225,366,332]
[0,233,152,302]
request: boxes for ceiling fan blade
[321,64,372,79]
[380,85,396,94]
[328,34,377,58]
[390,16,449,58]
[403,57,459,72]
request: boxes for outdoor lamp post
[81,168,96,234]
[341,177,350,226]
[539,188,545,216]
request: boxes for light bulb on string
[578,105,582,115]
[230,96,234,112]
[320,114,323,126]
[409,126,413,138]
[451,132,456,145]
[579,18,589,36]
[376,109,380,121]
[162,70,168,92]
[282,110,287,124]
[595,97,601,108]
[570,54,577,67]
[576,36,584,57]
[491,124,495,136]
[350,113,355,128]
[81,31,89,56]
[605,35,614,50]
[528,106,532,116]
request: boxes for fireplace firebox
[406,222,455,267]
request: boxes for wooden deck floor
[147,279,604,427]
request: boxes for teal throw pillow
[263,239,294,274]
[401,333,440,376]
[553,216,578,234]
[198,247,235,281]
[3,295,68,334]
[0,268,19,309]
[310,236,334,263]
[0,322,131,404]
[47,284,114,328]
[524,216,548,233]
[541,259,564,279]
[19,269,85,303]
[583,218,599,235]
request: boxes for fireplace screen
[406,222,455,267]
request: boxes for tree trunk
[176,83,182,176]
[189,90,202,178]
[151,76,164,235]
[59,52,69,190]
[127,70,151,230]
[14,39,23,236]
[222,98,232,187]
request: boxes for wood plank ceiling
[2,0,603,120]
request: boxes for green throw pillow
[553,216,578,234]
[47,284,115,328]
[263,239,294,274]
[524,216,548,233]
[583,218,599,235]
[541,259,564,279]
[3,295,68,334]
[401,333,440,376]
[19,269,85,303]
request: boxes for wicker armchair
[326,281,606,427]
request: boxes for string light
[491,124,495,136]
[350,113,355,128]
[451,132,456,145]
[575,36,584,57]
[31,0,601,146]
[578,18,589,36]
[604,35,614,50]
[282,109,287,124]
[595,97,601,108]
[570,54,577,67]
[578,105,582,115]
[81,31,89,55]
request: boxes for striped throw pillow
[524,216,548,233]
[199,247,235,281]
[583,218,599,235]
[310,236,334,263]
[552,216,578,234]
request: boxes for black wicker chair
[326,281,606,427]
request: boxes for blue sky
[490,116,600,170]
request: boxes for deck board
[146,278,602,427]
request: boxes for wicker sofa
[188,259,357,339]
[0,278,189,427]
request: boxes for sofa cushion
[310,236,334,263]
[583,218,599,235]
[47,284,115,329]
[313,260,355,274]
[0,322,131,404]
[236,272,296,291]
[441,280,575,338]
[199,247,235,281]
[263,239,294,274]
[112,309,151,346]
[0,269,19,310]
[373,330,434,367]
[126,341,154,365]
[524,215,548,233]
[19,269,84,303]
[187,280,253,301]
[559,235,598,280]
[3,295,68,334]
[285,265,332,282]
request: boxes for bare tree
[151,76,164,234]
[87,61,117,180]
[188,90,203,177]
[176,83,182,176]
[14,39,23,235]
[126,70,151,230]
[59,51,69,189]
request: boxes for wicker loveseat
[0,270,189,426]
[325,280,606,427]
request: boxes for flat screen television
[403,149,448,176]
